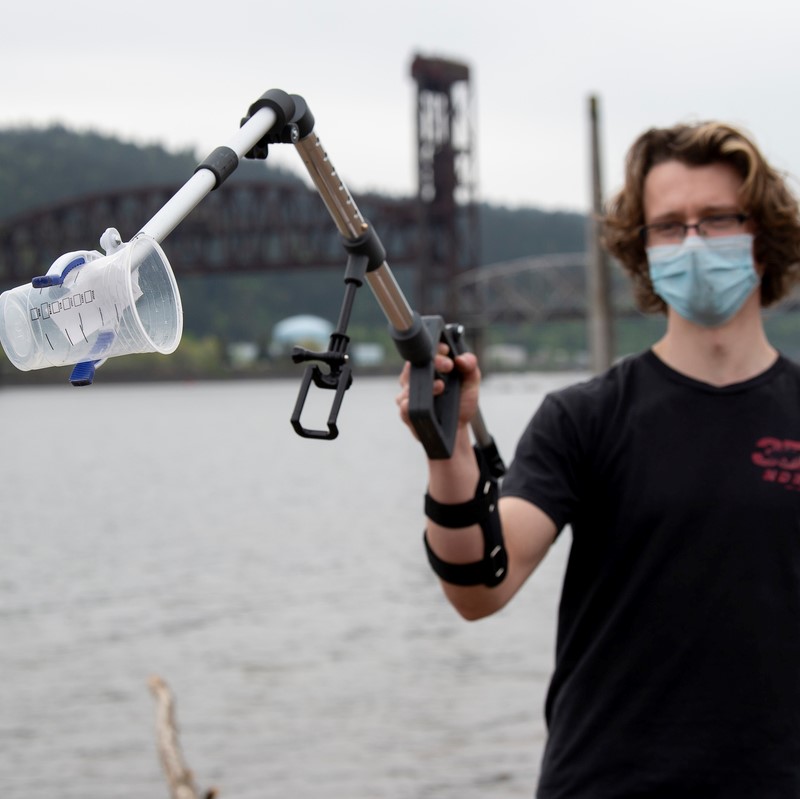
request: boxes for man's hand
[395,343,482,440]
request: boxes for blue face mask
[646,233,759,327]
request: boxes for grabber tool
[241,89,504,474]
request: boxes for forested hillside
[0,125,586,257]
[0,125,302,222]
[0,125,591,378]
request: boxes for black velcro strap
[424,476,494,528]
[424,529,507,587]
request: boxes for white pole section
[138,107,278,243]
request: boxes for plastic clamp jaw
[69,336,112,386]
[31,255,87,288]
[69,360,98,387]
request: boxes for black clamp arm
[290,224,385,440]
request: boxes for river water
[0,371,583,798]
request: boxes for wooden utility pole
[586,95,614,372]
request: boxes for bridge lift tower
[411,54,479,320]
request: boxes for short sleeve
[500,392,587,533]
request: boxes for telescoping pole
[294,129,499,462]
[240,89,502,473]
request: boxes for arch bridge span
[455,251,800,325]
[457,252,634,324]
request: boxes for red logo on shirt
[752,437,800,490]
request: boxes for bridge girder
[0,181,423,289]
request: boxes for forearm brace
[423,446,508,587]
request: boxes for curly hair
[602,121,800,313]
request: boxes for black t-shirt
[502,350,800,798]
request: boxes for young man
[396,122,800,797]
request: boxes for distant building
[484,343,528,369]
[227,341,259,366]
[350,342,386,367]
[268,315,334,359]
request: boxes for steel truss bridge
[2,184,800,323]
[0,180,422,289]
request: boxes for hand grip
[407,318,464,460]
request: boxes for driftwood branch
[148,675,218,799]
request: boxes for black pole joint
[342,223,386,277]
[241,89,316,160]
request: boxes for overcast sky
[3,0,799,213]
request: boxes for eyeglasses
[640,213,749,246]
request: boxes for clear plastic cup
[0,235,182,371]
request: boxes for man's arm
[397,349,557,620]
